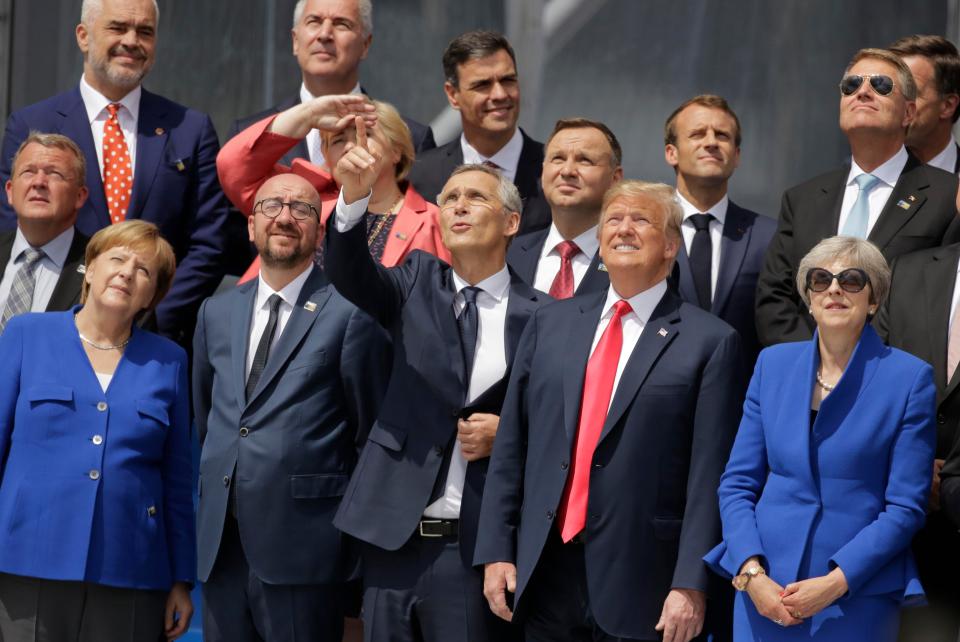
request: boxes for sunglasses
[839,74,896,97]
[805,267,871,293]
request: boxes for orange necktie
[558,299,632,541]
[103,103,132,223]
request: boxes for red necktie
[549,240,581,299]
[558,299,632,541]
[103,103,132,224]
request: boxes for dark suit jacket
[506,226,609,296]
[192,267,390,584]
[326,220,550,567]
[474,288,745,639]
[0,87,230,345]
[672,201,776,365]
[0,228,87,312]
[407,129,551,235]
[756,153,960,347]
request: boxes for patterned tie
[549,240,581,299]
[0,247,45,332]
[457,287,482,391]
[103,103,133,224]
[688,213,714,309]
[558,299,632,541]
[246,294,283,399]
[947,299,960,384]
[841,173,881,239]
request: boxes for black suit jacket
[506,227,609,296]
[756,153,960,347]
[672,201,776,365]
[407,129,551,235]
[0,228,88,312]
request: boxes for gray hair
[845,47,917,102]
[12,132,87,187]
[293,0,372,35]
[600,180,683,242]
[795,236,891,307]
[81,0,160,27]
[440,164,523,215]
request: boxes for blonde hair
[322,100,415,182]
[600,180,683,242]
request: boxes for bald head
[249,173,324,278]
[255,173,323,209]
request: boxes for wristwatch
[732,564,766,591]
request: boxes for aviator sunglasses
[839,74,896,97]
[805,267,871,293]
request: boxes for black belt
[417,518,459,538]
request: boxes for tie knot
[853,173,881,192]
[555,240,580,260]
[461,286,482,305]
[689,213,713,232]
[611,299,632,319]
[107,103,121,119]
[482,160,501,171]
[266,293,283,313]
[21,247,44,265]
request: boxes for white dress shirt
[460,128,523,184]
[837,146,908,237]
[532,224,600,293]
[79,75,141,177]
[678,193,728,301]
[591,280,668,409]
[246,264,314,378]
[0,226,75,314]
[927,136,958,175]
[948,256,960,331]
[423,266,511,519]
[300,82,362,170]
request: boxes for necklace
[366,213,395,246]
[75,314,130,350]
[815,369,835,392]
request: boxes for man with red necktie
[476,180,746,642]
[507,118,622,299]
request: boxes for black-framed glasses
[839,74,896,97]
[254,198,319,221]
[805,267,871,293]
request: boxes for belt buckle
[419,519,443,538]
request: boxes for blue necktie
[842,173,881,239]
[457,287,482,391]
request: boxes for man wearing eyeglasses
[756,47,960,347]
[192,171,390,642]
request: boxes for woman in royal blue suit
[0,221,195,641]
[705,236,935,640]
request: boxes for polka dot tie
[103,103,132,224]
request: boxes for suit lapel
[504,270,542,363]
[576,251,608,295]
[46,230,88,311]
[58,89,109,227]
[712,203,751,314]
[507,228,547,285]
[513,130,543,200]
[562,292,606,444]
[813,327,884,443]
[381,186,426,266]
[129,90,168,219]
[430,266,468,399]
[868,155,928,251]
[0,231,14,282]
[923,246,958,391]
[672,244,698,304]
[954,143,960,175]
[813,169,848,241]
[232,280,258,410]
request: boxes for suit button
[147,505,157,516]
[88,470,100,480]
[223,475,230,487]
[938,414,946,425]
[96,401,107,411]
[560,461,568,470]
[239,427,249,437]
[546,510,555,520]
[434,446,444,456]
[92,435,103,445]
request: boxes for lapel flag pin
[155,127,164,136]
[395,232,407,240]
[658,328,668,337]
[304,301,317,312]
[175,160,185,172]
[896,200,911,210]
[598,262,608,272]
[77,264,86,274]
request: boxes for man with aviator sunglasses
[757,47,960,347]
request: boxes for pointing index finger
[356,116,368,151]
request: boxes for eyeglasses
[805,267,871,293]
[839,74,896,97]
[254,198,319,221]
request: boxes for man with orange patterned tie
[476,180,745,642]
[0,0,229,345]
[506,118,622,299]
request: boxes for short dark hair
[889,34,960,123]
[546,118,622,167]
[664,94,742,147]
[442,30,517,87]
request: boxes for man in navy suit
[326,121,550,641]
[476,180,745,641]
[664,95,775,366]
[193,170,389,642]
[0,0,229,345]
[507,117,622,299]
[408,30,551,235]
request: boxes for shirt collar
[300,82,362,102]
[79,75,141,124]
[927,136,958,174]
[542,223,600,259]
[460,128,524,171]
[847,145,909,188]
[255,264,314,310]
[451,264,511,303]
[600,279,668,325]
[11,226,75,268]
[677,192,728,225]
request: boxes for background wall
[0,0,951,217]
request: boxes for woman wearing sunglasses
[705,236,935,640]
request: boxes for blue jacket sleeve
[163,348,198,585]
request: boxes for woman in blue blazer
[705,236,935,641]
[0,221,195,641]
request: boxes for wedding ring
[792,611,802,619]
